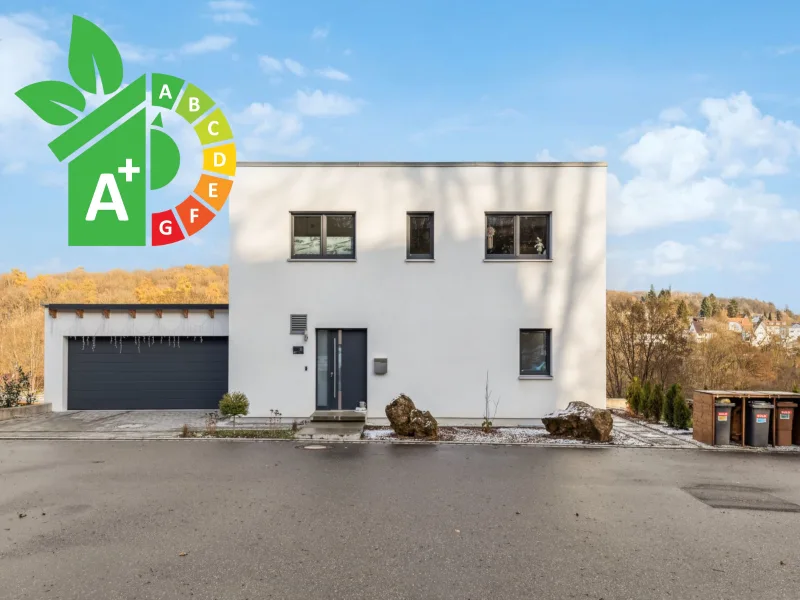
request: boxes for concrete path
[2,441,800,600]
[612,414,697,448]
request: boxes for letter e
[208,182,218,198]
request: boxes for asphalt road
[1,442,799,600]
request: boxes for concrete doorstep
[295,421,365,441]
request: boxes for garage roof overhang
[42,303,229,310]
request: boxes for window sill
[287,258,357,262]
[519,375,553,380]
[405,258,435,262]
[484,258,553,263]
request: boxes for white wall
[44,308,229,411]
[229,163,606,423]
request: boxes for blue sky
[1,1,799,307]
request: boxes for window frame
[519,328,552,377]
[485,212,552,260]
[290,212,356,260]
[406,211,435,260]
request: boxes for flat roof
[43,304,228,310]
[236,161,607,167]
[696,390,800,398]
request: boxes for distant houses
[686,314,799,347]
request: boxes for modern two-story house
[43,162,607,424]
[228,162,607,423]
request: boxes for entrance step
[311,410,366,423]
[295,421,364,441]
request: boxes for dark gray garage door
[67,336,228,410]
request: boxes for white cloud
[574,145,607,160]
[658,107,687,123]
[311,26,329,40]
[316,67,350,81]
[610,92,800,279]
[117,41,160,63]
[180,35,235,55]
[232,102,314,157]
[535,149,557,162]
[635,241,697,277]
[284,58,307,77]
[294,90,363,117]
[259,55,283,73]
[343,48,353,56]
[772,44,800,56]
[0,14,62,173]
[208,0,258,25]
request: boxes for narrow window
[520,329,551,376]
[291,213,355,259]
[486,213,550,259]
[407,212,434,259]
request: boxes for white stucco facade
[44,307,229,411]
[229,163,606,424]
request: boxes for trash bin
[745,401,773,447]
[776,402,797,446]
[714,403,733,445]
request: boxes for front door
[316,329,367,410]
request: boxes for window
[407,212,434,259]
[291,213,355,259]
[520,329,551,376]
[486,213,550,259]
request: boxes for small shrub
[205,412,218,435]
[673,392,692,430]
[1,366,36,409]
[663,384,678,427]
[180,424,191,438]
[640,381,652,419]
[219,391,249,432]
[626,377,642,415]
[291,420,299,433]
[649,385,664,423]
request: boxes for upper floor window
[291,213,355,259]
[407,212,434,259]
[485,213,550,259]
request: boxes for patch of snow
[115,423,144,429]
[362,429,395,439]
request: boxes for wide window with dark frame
[407,212,434,259]
[519,329,551,376]
[291,213,355,259]
[486,213,550,259]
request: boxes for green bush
[219,391,249,431]
[673,391,691,430]
[649,385,665,423]
[1,366,36,409]
[626,377,642,415]
[663,384,678,427]
[640,381,652,419]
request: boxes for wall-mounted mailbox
[293,346,304,355]
[374,358,387,375]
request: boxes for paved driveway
[2,442,800,600]
[0,411,209,438]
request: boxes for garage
[67,336,229,410]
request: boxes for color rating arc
[150,74,236,247]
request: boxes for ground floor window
[520,329,551,376]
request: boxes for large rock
[541,401,613,442]
[385,394,438,438]
[408,409,438,438]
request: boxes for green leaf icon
[15,80,87,126]
[68,16,123,95]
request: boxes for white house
[43,162,607,424]
[229,162,607,424]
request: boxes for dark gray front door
[315,329,367,410]
[67,336,228,410]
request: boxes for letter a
[86,174,129,221]
[158,84,173,100]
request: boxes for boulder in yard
[408,409,439,438]
[541,401,613,442]
[385,394,438,438]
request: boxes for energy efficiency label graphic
[15,16,235,247]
